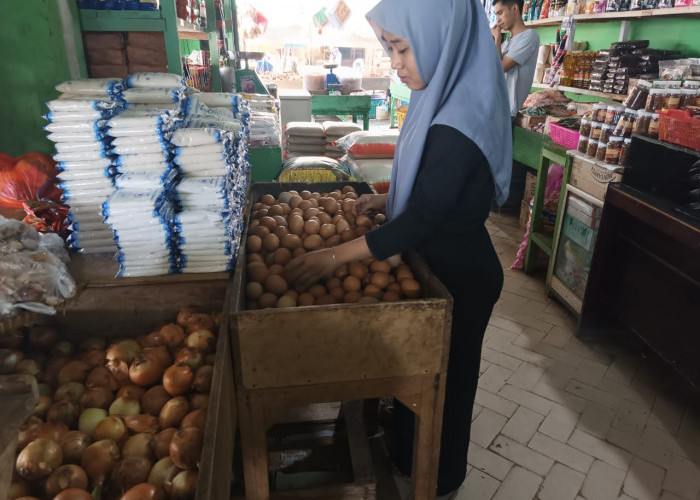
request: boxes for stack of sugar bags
[322,121,362,159]
[182,94,246,135]
[283,122,325,159]
[45,78,124,254]
[102,72,185,277]
[241,93,281,148]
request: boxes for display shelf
[525,6,700,26]
[79,8,165,31]
[531,230,555,256]
[531,83,627,102]
[177,19,209,40]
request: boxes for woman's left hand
[284,247,338,291]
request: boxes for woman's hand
[353,194,387,216]
[283,247,338,291]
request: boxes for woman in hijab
[285,0,512,497]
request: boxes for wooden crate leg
[411,375,441,500]
[239,391,270,500]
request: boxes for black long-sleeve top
[366,125,497,268]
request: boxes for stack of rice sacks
[44,78,124,254]
[336,131,400,194]
[102,72,185,277]
[283,122,326,159]
[169,96,250,273]
[322,121,362,159]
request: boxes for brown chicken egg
[356,215,372,228]
[273,226,289,239]
[349,262,367,280]
[259,293,278,308]
[298,200,313,211]
[343,276,362,292]
[252,202,264,211]
[279,203,291,215]
[247,262,268,283]
[316,295,336,305]
[252,225,270,238]
[387,282,402,294]
[329,287,346,301]
[326,277,341,290]
[396,267,414,281]
[320,224,336,239]
[308,284,327,298]
[341,229,357,242]
[268,264,284,275]
[261,194,276,205]
[359,296,379,304]
[288,215,304,235]
[400,279,421,299]
[328,191,342,200]
[246,235,262,253]
[304,218,320,235]
[263,233,280,252]
[265,274,288,295]
[335,264,349,278]
[383,291,401,302]
[363,284,382,299]
[260,216,277,230]
[289,195,303,208]
[370,272,391,289]
[281,233,302,250]
[300,190,312,200]
[248,253,264,263]
[298,293,315,306]
[293,247,306,258]
[374,214,387,225]
[264,252,275,266]
[342,186,356,194]
[370,260,391,274]
[344,291,362,303]
[268,204,284,217]
[342,199,356,213]
[320,197,337,214]
[273,215,288,228]
[304,207,320,219]
[274,248,292,266]
[246,282,263,300]
[344,191,358,200]
[318,212,333,225]
[326,235,342,246]
[277,296,296,308]
[303,234,323,250]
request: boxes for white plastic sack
[56,78,124,96]
[125,72,184,89]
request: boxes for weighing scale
[324,63,343,94]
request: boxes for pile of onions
[9,307,217,500]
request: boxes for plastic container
[666,89,682,110]
[577,135,590,154]
[590,121,603,141]
[632,111,652,135]
[600,123,615,143]
[623,79,652,110]
[613,108,637,138]
[596,141,608,161]
[592,102,608,122]
[586,139,599,158]
[679,89,697,108]
[648,113,660,139]
[604,104,625,125]
[579,118,592,137]
[619,138,632,166]
[605,136,624,165]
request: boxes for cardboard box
[126,45,167,66]
[83,32,124,50]
[519,199,530,230]
[569,151,624,201]
[516,113,546,130]
[86,48,126,66]
[127,32,166,51]
[128,63,168,74]
[88,64,129,78]
[525,170,537,203]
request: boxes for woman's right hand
[353,194,387,216]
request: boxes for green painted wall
[532,17,700,56]
[0,0,72,156]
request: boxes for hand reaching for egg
[284,248,339,291]
[353,194,388,216]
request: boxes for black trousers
[393,244,503,495]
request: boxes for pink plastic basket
[550,122,580,150]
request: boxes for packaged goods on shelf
[284,121,325,159]
[334,130,399,159]
[322,121,362,159]
[278,156,353,183]
[341,156,394,194]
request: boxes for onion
[80,336,106,352]
[106,359,130,386]
[143,345,172,368]
[181,409,207,430]
[9,478,29,499]
[176,307,196,328]
[163,364,194,396]
[186,330,216,353]
[58,360,90,385]
[16,358,42,377]
[166,469,198,500]
[81,439,120,484]
[192,365,213,393]
[34,394,52,417]
[122,432,155,460]
[17,420,41,451]
[51,341,75,358]
[169,427,203,470]
[28,326,58,349]
[141,385,170,416]
[93,416,128,443]
[117,384,146,401]
[123,414,159,434]
[109,396,141,416]
[121,483,165,500]
[159,396,190,428]
[111,457,152,493]
[31,422,69,442]
[129,353,164,387]
[55,382,86,403]
[60,431,91,464]
[53,488,93,500]
[160,323,185,348]
[185,313,216,334]
[174,347,204,371]
[0,348,21,374]
[47,400,80,428]
[45,464,89,498]
[148,457,178,487]
[16,438,63,479]
[154,428,177,458]
[142,331,167,348]
[41,356,69,388]
[189,393,210,410]
[78,408,108,436]
[106,340,141,364]
[80,386,113,410]
[0,328,23,348]
[86,366,118,391]
[80,349,106,368]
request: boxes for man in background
[491,0,540,119]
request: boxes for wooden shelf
[176,19,210,40]
[525,6,700,26]
[531,83,627,101]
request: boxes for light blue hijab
[367,0,513,218]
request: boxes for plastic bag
[341,156,393,193]
[125,72,184,89]
[334,131,399,158]
[122,88,184,104]
[56,78,124,96]
[278,156,352,183]
[193,92,241,109]
[0,153,63,209]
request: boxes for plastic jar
[600,123,615,143]
[632,111,651,135]
[684,80,700,90]
[589,121,603,141]
[619,138,632,166]
[605,137,624,165]
[592,102,608,122]
[623,79,652,110]
[666,89,682,110]
[604,104,625,125]
[577,135,590,154]
[579,118,592,137]
[645,89,665,112]
[586,139,599,158]
[679,88,697,108]
[648,113,659,139]
[613,108,637,138]
[596,141,608,161]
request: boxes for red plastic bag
[0,152,63,209]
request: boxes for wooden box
[569,151,624,202]
[47,268,234,500]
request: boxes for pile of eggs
[245,186,422,309]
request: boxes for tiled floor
[457,211,700,500]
